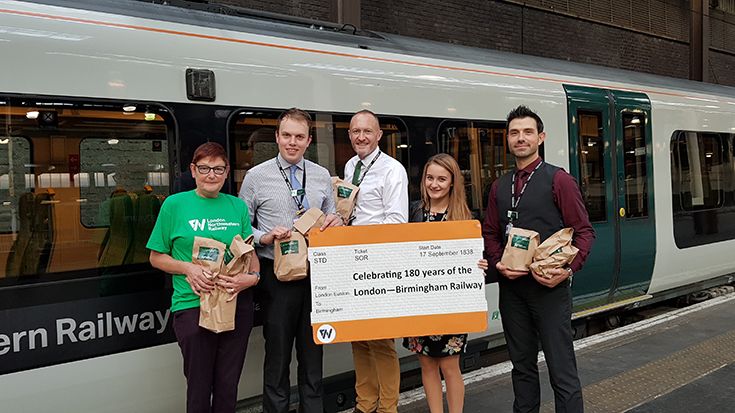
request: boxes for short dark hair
[276,108,312,132]
[506,105,544,133]
[191,142,228,166]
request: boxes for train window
[622,113,648,218]
[671,131,725,211]
[577,111,607,222]
[437,120,509,215]
[0,98,171,279]
[229,110,407,192]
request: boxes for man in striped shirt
[239,108,341,413]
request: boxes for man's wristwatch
[247,271,261,284]
[565,267,573,286]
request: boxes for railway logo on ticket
[308,220,488,344]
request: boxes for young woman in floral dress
[402,153,488,413]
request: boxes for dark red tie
[515,170,528,197]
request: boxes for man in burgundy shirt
[482,105,595,413]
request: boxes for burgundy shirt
[482,157,595,273]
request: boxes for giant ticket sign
[309,220,487,344]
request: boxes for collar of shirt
[276,153,305,170]
[517,156,543,174]
[358,147,381,165]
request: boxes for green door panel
[564,85,656,311]
[564,86,616,310]
[610,91,656,299]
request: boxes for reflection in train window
[437,120,508,215]
[229,110,407,193]
[671,131,725,211]
[577,111,607,222]
[622,113,648,218]
[0,98,171,279]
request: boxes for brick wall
[217,0,334,22]
[710,50,735,85]
[518,8,690,80]
[217,0,735,86]
[361,0,521,52]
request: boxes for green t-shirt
[146,190,253,312]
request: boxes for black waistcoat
[496,162,564,243]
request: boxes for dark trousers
[499,276,583,413]
[172,290,255,413]
[258,258,323,413]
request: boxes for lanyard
[510,161,543,215]
[354,151,381,186]
[275,158,307,213]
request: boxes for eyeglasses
[195,164,227,175]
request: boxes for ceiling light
[108,139,119,145]
[26,111,39,119]
[122,104,136,112]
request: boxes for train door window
[229,110,407,193]
[0,98,171,280]
[622,113,648,218]
[577,111,607,222]
[671,131,725,211]
[437,120,508,216]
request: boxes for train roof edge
[15,0,735,99]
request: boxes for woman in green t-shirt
[147,142,260,413]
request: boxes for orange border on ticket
[312,312,487,344]
[309,220,487,344]
[309,219,482,247]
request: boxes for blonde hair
[419,153,472,221]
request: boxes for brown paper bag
[223,234,255,277]
[529,228,579,278]
[274,233,308,281]
[273,208,325,282]
[500,227,540,271]
[197,235,256,333]
[193,237,231,332]
[293,208,325,236]
[331,177,359,225]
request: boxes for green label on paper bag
[337,186,353,198]
[197,246,220,262]
[510,235,530,250]
[552,247,563,255]
[280,240,299,255]
[224,249,234,264]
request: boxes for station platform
[398,292,735,413]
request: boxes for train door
[564,85,655,312]
[565,86,616,310]
[610,91,655,300]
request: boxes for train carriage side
[647,91,735,295]
[0,2,570,411]
[1,0,735,412]
[561,83,735,314]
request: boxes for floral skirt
[402,334,468,358]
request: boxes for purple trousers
[173,289,254,413]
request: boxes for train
[1,0,734,411]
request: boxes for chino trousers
[499,275,583,413]
[259,258,323,413]
[172,289,254,413]
[352,339,400,413]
